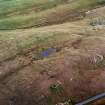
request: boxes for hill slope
[0,0,104,29]
[1,0,105,105]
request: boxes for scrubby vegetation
[97,0,105,4]
[1,0,105,105]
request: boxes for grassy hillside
[1,0,105,105]
[0,0,68,18]
[0,0,104,29]
[1,18,105,105]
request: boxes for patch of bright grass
[0,0,104,29]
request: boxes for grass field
[0,0,104,29]
[0,0,68,18]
